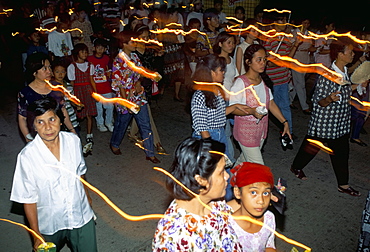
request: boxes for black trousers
[291,134,350,186]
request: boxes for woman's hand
[282,121,292,140]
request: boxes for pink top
[233,75,270,147]
[229,210,276,252]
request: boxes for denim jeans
[95,92,114,126]
[110,104,155,157]
[192,127,234,201]
[273,83,293,133]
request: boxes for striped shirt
[264,37,292,85]
[191,90,226,134]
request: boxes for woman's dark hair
[188,18,201,28]
[25,52,50,84]
[27,97,65,133]
[213,31,235,55]
[243,43,266,72]
[72,43,88,61]
[126,14,143,31]
[329,37,355,62]
[166,137,226,200]
[118,30,139,46]
[192,54,226,108]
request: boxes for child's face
[95,45,106,55]
[234,182,272,218]
[29,32,40,43]
[235,10,244,21]
[78,49,88,60]
[53,66,66,82]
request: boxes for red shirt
[87,54,112,94]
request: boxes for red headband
[230,162,274,188]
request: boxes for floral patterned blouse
[111,50,147,114]
[152,200,243,252]
[229,210,276,252]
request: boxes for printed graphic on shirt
[93,64,107,83]
[61,40,70,55]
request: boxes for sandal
[290,167,308,180]
[338,186,361,197]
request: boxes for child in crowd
[26,30,48,56]
[67,43,97,147]
[48,19,74,63]
[110,30,160,164]
[71,8,94,55]
[229,162,277,252]
[51,62,80,135]
[87,38,114,132]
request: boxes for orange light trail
[165,22,182,27]
[62,28,82,33]
[268,51,344,84]
[12,32,19,36]
[118,52,162,81]
[257,21,303,29]
[263,8,291,13]
[92,92,140,113]
[45,80,83,106]
[36,27,57,33]
[131,37,163,46]
[68,9,74,15]
[227,25,293,38]
[0,218,46,245]
[93,2,101,5]
[308,31,370,44]
[350,96,370,111]
[78,174,167,221]
[225,16,243,23]
[154,166,312,251]
[150,28,207,37]
[120,20,126,26]
[307,139,333,154]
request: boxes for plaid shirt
[191,90,226,134]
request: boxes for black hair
[203,8,218,30]
[166,137,226,200]
[27,97,65,133]
[192,54,226,108]
[235,6,245,14]
[25,52,50,84]
[188,18,201,28]
[126,14,144,31]
[133,24,150,36]
[243,44,266,72]
[118,30,139,47]
[213,31,235,55]
[93,38,108,48]
[72,43,88,61]
[329,37,355,62]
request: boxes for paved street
[0,68,369,251]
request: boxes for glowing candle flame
[92,92,140,114]
[306,139,333,154]
[226,25,293,39]
[36,27,57,33]
[308,30,370,44]
[165,22,183,27]
[350,96,370,111]
[68,9,74,15]
[3,8,13,12]
[45,80,83,106]
[150,28,207,37]
[268,51,345,84]
[193,81,265,105]
[118,52,162,81]
[131,37,163,46]
[62,28,82,33]
[225,16,243,23]
[263,8,291,13]
[154,166,312,251]
[0,218,46,245]
[54,16,58,22]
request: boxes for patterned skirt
[74,84,97,118]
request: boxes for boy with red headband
[228,162,277,252]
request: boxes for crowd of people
[6,0,370,251]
